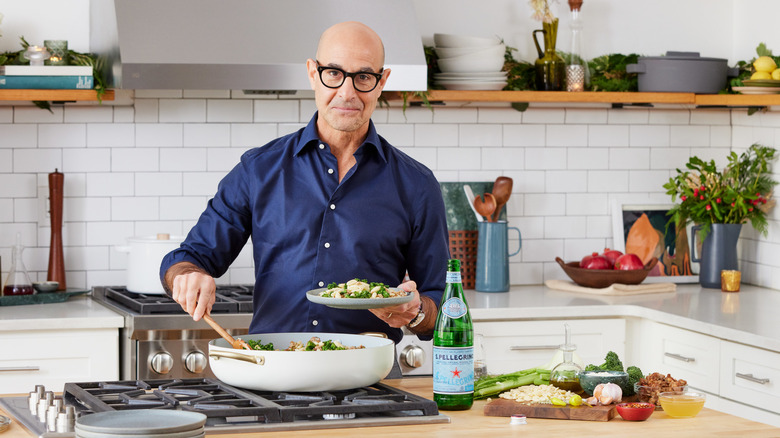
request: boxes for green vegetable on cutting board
[474,367,551,400]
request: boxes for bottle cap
[510,414,527,425]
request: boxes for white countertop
[466,284,780,354]
[0,295,124,331]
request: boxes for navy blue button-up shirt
[160,113,450,343]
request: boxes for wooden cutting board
[484,398,616,421]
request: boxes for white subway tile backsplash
[13,197,37,222]
[524,193,566,216]
[63,148,111,173]
[387,106,433,124]
[13,149,61,173]
[159,148,207,171]
[564,238,607,260]
[546,124,587,147]
[0,150,11,172]
[587,215,613,239]
[159,99,207,123]
[112,148,160,172]
[433,107,478,124]
[136,172,183,196]
[87,123,135,147]
[183,172,224,196]
[509,262,543,285]
[521,238,563,262]
[13,106,63,123]
[0,124,37,148]
[300,100,317,122]
[609,148,650,169]
[478,107,522,124]
[545,216,587,238]
[649,148,692,170]
[86,221,135,245]
[65,245,111,271]
[278,123,306,137]
[437,147,479,170]
[589,125,629,147]
[690,110,731,125]
[136,90,184,98]
[711,125,732,147]
[503,124,545,147]
[630,125,670,147]
[39,124,86,148]
[87,173,134,196]
[566,108,608,124]
[525,147,567,169]
[481,148,523,170]
[460,124,502,147]
[231,124,278,148]
[567,193,610,215]
[588,170,629,193]
[134,99,159,123]
[136,124,183,147]
[183,124,231,147]
[159,196,209,220]
[114,107,135,123]
[567,147,609,170]
[416,124,458,147]
[254,100,298,123]
[64,197,111,222]
[62,172,86,197]
[670,125,710,147]
[628,170,670,192]
[134,221,184,238]
[607,108,649,125]
[207,148,245,172]
[64,106,114,123]
[207,100,253,123]
[185,90,231,99]
[112,197,160,221]
[506,170,545,193]
[0,199,11,222]
[649,109,690,125]
[399,147,437,171]
[0,107,12,123]
[522,108,565,124]
[545,170,587,193]
[375,124,414,147]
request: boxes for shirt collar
[295,112,387,163]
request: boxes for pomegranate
[614,253,644,270]
[601,248,623,268]
[580,252,611,270]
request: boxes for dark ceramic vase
[691,223,742,289]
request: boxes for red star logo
[451,367,462,378]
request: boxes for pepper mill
[48,169,66,290]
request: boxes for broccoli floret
[626,365,643,395]
[584,351,624,372]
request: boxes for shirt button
[319,143,325,149]
[312,320,319,326]
[318,281,324,287]
[330,204,336,210]
[328,168,334,174]
[324,242,331,248]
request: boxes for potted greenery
[663,144,777,288]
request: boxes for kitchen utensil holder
[449,230,477,289]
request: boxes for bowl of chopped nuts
[634,372,688,409]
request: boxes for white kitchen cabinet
[719,340,780,416]
[0,328,119,394]
[473,319,625,375]
[641,321,720,394]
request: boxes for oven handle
[209,350,265,365]
[0,366,40,372]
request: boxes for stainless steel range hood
[90,0,427,92]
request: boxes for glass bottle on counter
[433,259,474,410]
[549,323,584,394]
[3,233,34,296]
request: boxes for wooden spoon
[491,176,513,221]
[474,192,497,222]
[203,314,252,350]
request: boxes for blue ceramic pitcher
[475,221,521,292]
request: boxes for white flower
[529,0,557,23]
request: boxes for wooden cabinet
[641,321,720,394]
[0,328,118,394]
[473,319,625,375]
[719,340,780,415]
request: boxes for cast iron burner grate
[63,378,439,425]
[104,286,254,314]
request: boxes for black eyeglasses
[316,60,384,92]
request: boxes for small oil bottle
[549,323,584,394]
[3,233,34,296]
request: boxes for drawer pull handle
[0,366,40,372]
[736,373,770,385]
[664,352,695,363]
[510,345,559,351]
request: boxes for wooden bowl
[555,257,658,288]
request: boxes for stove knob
[400,344,425,368]
[184,351,208,374]
[150,352,174,375]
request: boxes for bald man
[161,21,449,343]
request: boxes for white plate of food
[733,86,780,94]
[306,279,412,309]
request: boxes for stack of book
[0,65,94,89]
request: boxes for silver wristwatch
[407,304,425,328]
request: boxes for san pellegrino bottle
[433,259,474,410]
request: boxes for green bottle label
[433,346,474,394]
[446,272,461,283]
[441,297,467,319]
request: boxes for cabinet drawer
[474,319,625,375]
[0,329,118,394]
[719,340,780,414]
[644,322,719,394]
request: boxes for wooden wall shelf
[0,89,115,102]
[382,90,780,108]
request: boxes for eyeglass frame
[315,60,385,93]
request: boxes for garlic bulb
[592,382,622,405]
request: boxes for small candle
[24,45,50,66]
[566,65,585,92]
[721,270,741,292]
[44,40,68,65]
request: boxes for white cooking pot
[115,234,184,294]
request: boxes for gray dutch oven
[626,51,739,93]
[208,332,394,391]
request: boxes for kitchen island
[2,377,779,437]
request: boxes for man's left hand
[369,280,419,328]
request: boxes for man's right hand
[165,262,216,321]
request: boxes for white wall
[1,1,780,291]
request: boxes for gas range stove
[0,378,447,436]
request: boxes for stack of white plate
[75,411,207,438]
[433,33,507,90]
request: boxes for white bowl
[437,81,507,91]
[433,33,501,48]
[437,53,505,73]
[435,44,505,59]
